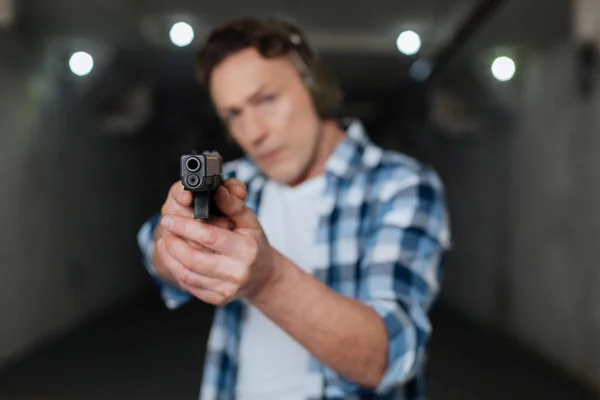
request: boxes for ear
[305,58,343,118]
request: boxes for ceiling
[18,0,468,35]
[9,0,573,132]
[16,0,570,51]
[15,0,476,61]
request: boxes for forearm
[248,249,388,389]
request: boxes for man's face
[209,47,322,185]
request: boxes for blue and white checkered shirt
[137,120,451,400]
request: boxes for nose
[242,109,268,147]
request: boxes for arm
[249,173,450,393]
[248,251,390,389]
[157,171,450,392]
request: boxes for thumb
[215,185,259,229]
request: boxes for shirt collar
[324,118,379,179]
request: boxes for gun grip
[193,191,222,220]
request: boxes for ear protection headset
[272,21,344,119]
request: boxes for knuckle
[216,284,233,300]
[238,268,250,285]
[181,269,191,285]
[203,228,218,245]
[229,265,249,286]
[160,203,169,216]
[221,286,236,299]
[213,296,228,307]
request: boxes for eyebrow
[247,84,267,102]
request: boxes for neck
[289,119,346,187]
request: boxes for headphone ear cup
[304,59,343,118]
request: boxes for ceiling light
[410,58,432,81]
[396,30,421,56]
[170,22,194,47]
[69,51,94,77]
[491,56,516,81]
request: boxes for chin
[262,163,303,186]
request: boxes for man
[137,17,451,400]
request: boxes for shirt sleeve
[367,166,451,394]
[136,213,191,309]
[338,165,451,396]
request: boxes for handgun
[180,151,224,220]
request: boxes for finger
[180,284,229,306]
[161,230,222,279]
[161,208,228,235]
[214,186,259,229]
[162,231,248,285]
[156,237,224,297]
[169,181,193,207]
[208,216,235,231]
[161,214,248,256]
[151,238,181,286]
[186,238,217,254]
[179,276,238,300]
[161,199,194,220]
[223,178,248,201]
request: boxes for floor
[0,295,598,400]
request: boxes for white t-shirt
[235,175,326,400]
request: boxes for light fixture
[396,30,421,56]
[69,51,94,77]
[169,21,194,47]
[410,58,432,82]
[491,56,516,81]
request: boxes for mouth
[258,146,284,163]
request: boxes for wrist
[246,247,292,306]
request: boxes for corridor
[0,295,596,400]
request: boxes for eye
[224,110,241,122]
[260,94,276,103]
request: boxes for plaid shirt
[137,120,451,400]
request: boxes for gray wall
[0,33,162,367]
[0,30,240,368]
[432,41,600,391]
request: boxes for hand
[158,181,237,229]
[155,179,277,306]
[152,181,236,284]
